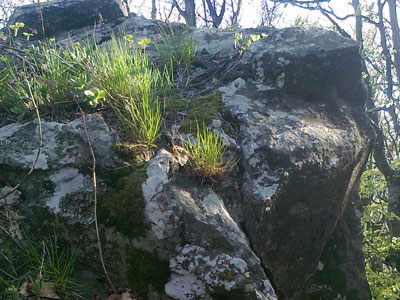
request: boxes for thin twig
[75,103,116,294]
[39,240,46,277]
[0,266,18,281]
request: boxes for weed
[0,229,77,299]
[89,36,166,148]
[234,32,262,52]
[29,39,82,103]
[157,26,196,82]
[184,122,228,179]
[2,39,88,120]
[9,22,25,37]
[26,234,77,296]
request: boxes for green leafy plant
[84,88,106,108]
[184,122,228,179]
[234,32,263,52]
[360,165,400,299]
[9,22,24,37]
[31,278,42,296]
[5,285,21,300]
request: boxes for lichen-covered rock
[142,150,276,300]
[0,114,118,171]
[0,12,375,300]
[0,114,119,222]
[217,27,374,299]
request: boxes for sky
[2,0,356,30]
[130,0,355,28]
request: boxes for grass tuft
[89,36,166,148]
[184,122,228,179]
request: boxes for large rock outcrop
[0,4,375,300]
[6,0,129,38]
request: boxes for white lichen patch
[0,186,21,205]
[45,168,89,213]
[219,78,252,115]
[328,156,339,167]
[253,174,279,202]
[275,73,285,88]
[166,244,251,299]
[142,149,176,240]
[256,84,274,91]
[0,123,23,139]
[165,273,207,300]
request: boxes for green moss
[127,248,170,299]
[179,91,225,134]
[211,289,247,300]
[98,164,150,238]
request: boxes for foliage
[184,122,228,179]
[360,165,400,299]
[2,33,168,149]
[167,91,225,134]
[234,32,262,52]
[1,38,88,121]
[26,234,77,296]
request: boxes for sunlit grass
[88,36,166,147]
[184,123,228,179]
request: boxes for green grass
[26,234,77,296]
[157,27,196,78]
[184,123,228,179]
[0,230,77,299]
[88,36,167,147]
[3,35,169,149]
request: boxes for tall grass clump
[89,36,167,147]
[0,231,77,299]
[2,39,89,120]
[26,235,77,296]
[184,123,228,179]
[157,27,196,75]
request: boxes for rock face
[0,6,375,300]
[6,0,129,38]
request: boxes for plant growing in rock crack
[183,122,229,180]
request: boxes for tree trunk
[172,0,196,27]
[151,0,156,19]
[230,0,242,25]
[388,0,400,82]
[205,0,225,28]
[185,0,196,27]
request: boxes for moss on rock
[127,248,170,299]
[180,91,225,133]
[165,92,226,134]
[98,164,150,238]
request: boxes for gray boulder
[7,0,129,38]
